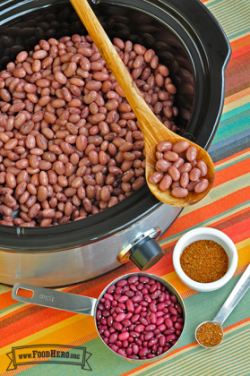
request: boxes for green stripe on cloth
[179,172,250,219]
[159,201,250,247]
[215,152,250,172]
[206,0,250,40]
[142,328,250,376]
[221,103,250,122]
[211,105,250,145]
[0,302,22,316]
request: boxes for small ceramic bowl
[172,227,238,292]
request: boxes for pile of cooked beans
[97,275,184,359]
[0,34,179,227]
[149,140,209,198]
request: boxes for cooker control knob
[118,227,164,271]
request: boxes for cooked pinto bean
[0,34,184,227]
[149,141,209,198]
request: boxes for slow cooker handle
[118,227,165,271]
[12,283,97,316]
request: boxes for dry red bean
[97,276,183,358]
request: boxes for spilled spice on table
[180,240,228,283]
[196,322,223,347]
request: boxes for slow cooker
[0,0,231,286]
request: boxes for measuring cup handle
[214,263,250,325]
[12,283,97,317]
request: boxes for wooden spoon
[70,0,215,207]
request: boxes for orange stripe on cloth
[213,158,250,188]
[230,34,250,53]
[226,56,249,78]
[1,158,249,346]
[0,291,20,311]
[161,208,250,259]
[230,42,250,60]
[0,303,31,322]
[0,284,102,323]
[225,68,250,95]
[226,81,250,98]
[224,315,250,332]
[161,210,250,269]
[211,206,250,228]
[224,87,250,106]
[0,253,175,315]
[225,54,250,77]
[160,186,250,240]
[0,252,177,346]
[0,306,76,347]
[1,231,249,347]
[222,218,250,245]
[160,159,250,242]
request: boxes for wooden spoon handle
[70,0,164,139]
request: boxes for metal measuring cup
[195,262,250,348]
[12,272,186,364]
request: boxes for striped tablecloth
[1,0,250,375]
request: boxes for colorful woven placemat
[1,0,250,375]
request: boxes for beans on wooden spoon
[70,0,215,207]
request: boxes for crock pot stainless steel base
[0,204,180,287]
[0,0,231,287]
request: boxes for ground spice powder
[180,240,228,283]
[196,322,223,347]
